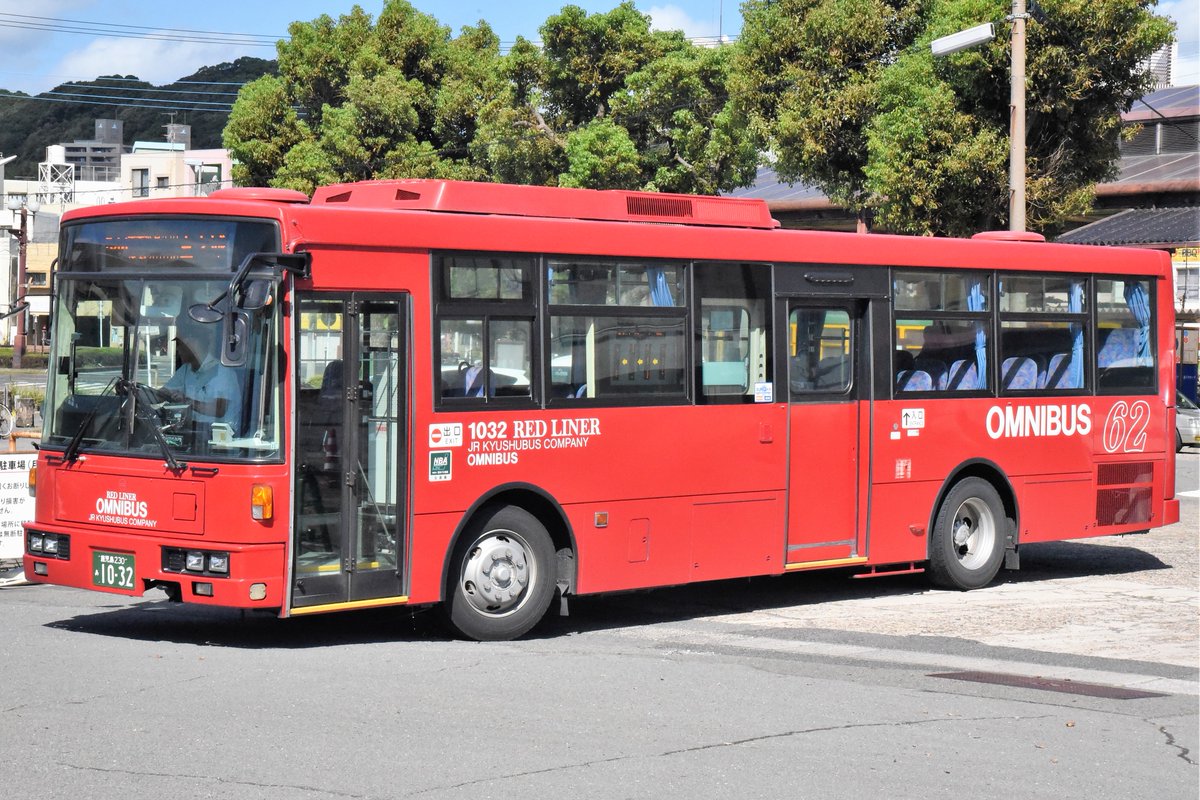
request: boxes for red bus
[24,180,1181,640]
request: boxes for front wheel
[443,505,557,641]
[0,404,12,437]
[928,477,1007,590]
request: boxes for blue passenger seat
[1001,357,1038,390]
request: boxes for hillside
[0,57,276,180]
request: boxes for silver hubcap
[950,497,996,571]
[459,531,534,616]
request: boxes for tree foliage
[224,1,758,195]
[734,0,1174,235]
[473,2,759,192]
[226,2,498,191]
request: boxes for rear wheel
[444,505,556,641]
[0,404,12,437]
[929,477,1006,590]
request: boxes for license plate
[93,551,136,591]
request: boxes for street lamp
[932,0,1028,232]
[5,196,40,369]
[931,23,996,56]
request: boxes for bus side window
[999,274,1089,393]
[1095,277,1156,393]
[548,259,689,403]
[436,254,537,406]
[893,270,991,395]
[700,306,749,394]
[695,262,772,403]
[790,307,850,396]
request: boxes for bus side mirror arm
[185,251,310,367]
[191,251,312,323]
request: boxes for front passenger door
[785,303,866,565]
[292,295,408,608]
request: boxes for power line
[59,82,243,98]
[1023,3,1197,144]
[0,12,283,39]
[67,76,262,88]
[0,90,232,114]
[0,13,279,46]
[0,70,263,88]
[54,177,239,200]
[44,89,232,107]
[1133,97,1200,144]
[0,21,276,47]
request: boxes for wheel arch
[439,482,577,602]
[926,459,1019,560]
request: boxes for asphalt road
[1,453,1196,799]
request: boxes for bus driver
[159,315,243,433]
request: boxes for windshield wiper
[119,378,188,473]
[62,377,117,464]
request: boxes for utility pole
[932,3,1028,232]
[1009,0,1027,231]
[5,199,37,369]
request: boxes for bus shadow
[45,599,448,649]
[44,540,1169,646]
[998,538,1169,584]
[533,539,1171,638]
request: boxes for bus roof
[308,179,781,230]
[57,180,1171,280]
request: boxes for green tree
[473,3,758,193]
[225,1,498,192]
[226,1,757,195]
[734,0,1174,235]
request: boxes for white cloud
[0,0,93,56]
[52,35,257,87]
[0,0,100,92]
[647,4,724,41]
[1158,0,1198,85]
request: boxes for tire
[1177,429,1184,453]
[928,477,1007,591]
[0,405,12,438]
[443,505,556,641]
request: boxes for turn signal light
[251,484,273,520]
[27,465,36,497]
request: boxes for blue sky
[0,0,1194,96]
[0,1,739,94]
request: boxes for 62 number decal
[1102,400,1151,453]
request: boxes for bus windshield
[44,219,284,462]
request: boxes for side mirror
[240,279,273,311]
[220,311,251,367]
[187,303,224,324]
